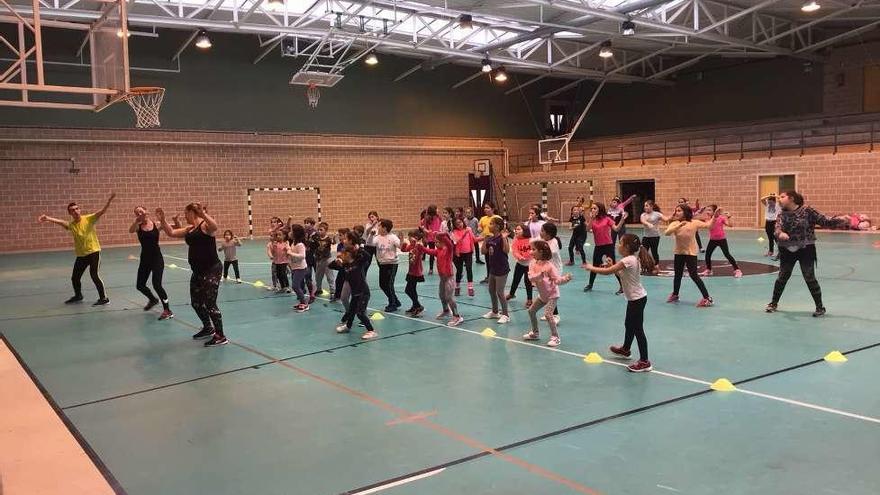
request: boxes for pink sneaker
[698,269,712,276]
[666,293,679,303]
[696,297,714,308]
[467,287,475,297]
[733,269,743,278]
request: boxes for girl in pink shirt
[424,232,464,327]
[420,205,442,275]
[506,224,534,307]
[451,216,477,296]
[701,205,742,278]
[584,202,626,293]
[522,240,571,347]
[400,230,427,317]
[268,231,290,292]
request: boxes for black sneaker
[144,299,159,311]
[765,303,778,313]
[93,298,110,306]
[65,295,83,304]
[583,285,593,292]
[204,335,228,347]
[813,307,826,317]
[192,327,215,340]
[475,260,485,265]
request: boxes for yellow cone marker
[710,378,736,392]
[757,236,765,242]
[168,263,178,269]
[824,351,847,363]
[370,312,385,321]
[480,328,496,337]
[320,289,330,296]
[253,280,265,288]
[584,352,603,364]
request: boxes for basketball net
[307,83,320,109]
[124,87,165,128]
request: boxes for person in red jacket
[424,232,464,326]
[400,230,427,317]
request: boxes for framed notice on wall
[474,159,490,176]
[865,65,880,113]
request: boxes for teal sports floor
[2,230,879,495]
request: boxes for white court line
[349,468,446,495]
[160,264,880,425]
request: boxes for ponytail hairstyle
[620,233,656,273]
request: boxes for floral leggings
[191,263,224,337]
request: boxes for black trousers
[405,278,421,307]
[642,236,660,265]
[588,244,620,288]
[705,239,739,271]
[137,254,168,309]
[673,254,709,298]
[624,296,648,361]
[772,245,823,308]
[378,264,400,306]
[508,263,533,299]
[223,260,240,279]
[454,252,474,284]
[334,271,345,299]
[343,292,374,330]
[425,241,436,272]
[191,263,223,337]
[765,220,776,253]
[274,263,289,289]
[363,246,376,275]
[72,251,106,299]
[569,231,587,264]
[695,231,703,250]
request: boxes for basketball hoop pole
[562,79,606,151]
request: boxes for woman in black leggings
[129,206,173,320]
[567,205,588,265]
[157,203,227,347]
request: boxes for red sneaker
[467,287,475,297]
[158,310,174,321]
[454,287,461,296]
[609,345,631,358]
[696,297,714,308]
[628,360,653,373]
[666,293,679,303]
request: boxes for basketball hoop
[306,83,320,108]
[123,87,165,128]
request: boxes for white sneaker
[482,311,499,319]
[540,315,547,321]
[236,278,242,284]
[547,336,561,347]
[497,315,510,324]
[335,323,349,333]
[448,315,464,327]
[523,330,539,341]
[553,315,561,325]
[361,331,377,340]
[734,269,743,278]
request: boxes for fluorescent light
[364,50,378,65]
[458,14,473,31]
[621,20,635,36]
[266,0,284,11]
[493,66,508,83]
[599,41,613,58]
[801,1,820,12]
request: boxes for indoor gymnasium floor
[1,229,879,495]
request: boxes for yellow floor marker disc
[710,378,736,392]
[584,352,603,364]
[824,351,847,363]
[480,328,496,337]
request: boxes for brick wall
[823,41,880,115]
[498,148,880,227]
[0,127,533,253]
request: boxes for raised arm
[665,221,684,236]
[619,194,637,209]
[38,214,69,230]
[193,204,218,235]
[93,192,116,220]
[611,212,629,232]
[128,216,143,234]
[155,208,189,238]
[584,260,626,275]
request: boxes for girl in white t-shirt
[583,233,652,373]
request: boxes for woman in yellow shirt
[664,204,713,307]
[477,202,502,284]
[39,193,115,305]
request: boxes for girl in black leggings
[157,203,227,347]
[584,202,626,292]
[567,205,588,265]
[664,204,713,307]
[130,207,173,320]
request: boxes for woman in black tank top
[130,207,173,320]
[157,202,227,347]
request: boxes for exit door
[758,174,795,225]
